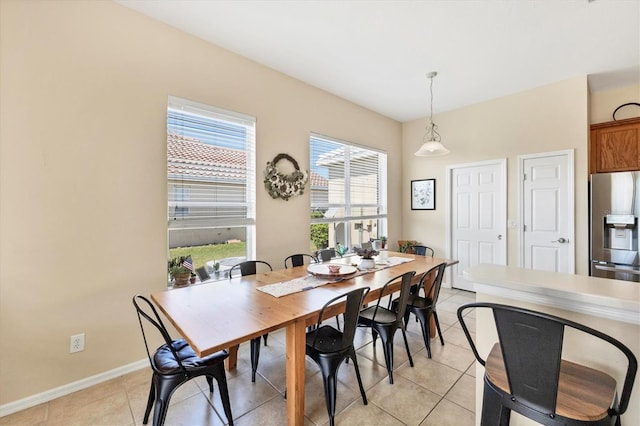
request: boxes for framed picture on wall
[411,179,435,210]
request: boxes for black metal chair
[228,260,272,278]
[317,248,340,262]
[306,287,370,426]
[412,245,434,257]
[229,260,273,382]
[392,262,446,358]
[132,295,233,426]
[357,271,416,384]
[457,302,637,426]
[284,253,318,268]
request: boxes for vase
[360,258,375,269]
[173,271,191,287]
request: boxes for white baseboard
[0,359,148,418]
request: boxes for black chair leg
[349,350,368,405]
[154,383,176,426]
[371,328,378,346]
[481,377,511,426]
[380,331,395,384]
[417,312,432,358]
[314,355,348,426]
[433,311,445,346]
[250,337,261,382]
[213,366,234,426]
[143,380,155,424]
[403,310,411,330]
[263,333,268,346]
[205,375,214,393]
[321,372,338,426]
[401,328,414,367]
[152,398,168,426]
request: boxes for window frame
[309,133,387,253]
[167,96,256,276]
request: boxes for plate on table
[307,264,358,278]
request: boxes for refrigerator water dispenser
[604,214,637,251]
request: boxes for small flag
[183,256,193,271]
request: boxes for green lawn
[170,242,246,270]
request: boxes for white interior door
[520,150,575,273]
[447,160,507,291]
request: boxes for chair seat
[359,306,396,325]
[485,343,617,422]
[153,339,229,374]
[406,295,433,309]
[306,325,348,354]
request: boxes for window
[309,134,387,253]
[167,96,256,278]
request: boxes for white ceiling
[117,0,640,122]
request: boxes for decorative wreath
[264,153,309,201]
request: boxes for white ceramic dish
[307,264,357,278]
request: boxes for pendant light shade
[415,72,450,157]
[415,140,450,156]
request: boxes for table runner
[257,256,414,298]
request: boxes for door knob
[551,237,567,243]
[498,235,503,240]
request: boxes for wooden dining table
[151,251,455,425]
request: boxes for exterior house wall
[167,179,247,248]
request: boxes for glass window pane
[310,134,387,253]
[167,97,256,285]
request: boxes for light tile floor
[0,288,477,426]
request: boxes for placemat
[256,256,414,298]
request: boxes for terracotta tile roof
[168,133,246,182]
[310,171,328,188]
[168,133,328,188]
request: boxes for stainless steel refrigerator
[590,171,640,282]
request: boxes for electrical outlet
[70,333,85,353]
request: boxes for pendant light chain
[424,72,441,143]
[415,71,449,156]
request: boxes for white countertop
[464,264,640,324]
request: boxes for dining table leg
[225,344,239,371]
[286,318,306,425]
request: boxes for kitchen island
[463,264,639,425]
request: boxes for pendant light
[415,72,450,157]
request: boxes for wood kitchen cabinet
[590,117,640,174]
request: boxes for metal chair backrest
[132,295,187,374]
[229,260,272,278]
[369,271,416,321]
[317,248,338,262]
[457,302,638,419]
[309,287,369,351]
[418,262,446,304]
[413,245,434,257]
[284,253,318,268]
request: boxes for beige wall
[0,0,402,405]
[590,84,640,124]
[401,77,591,275]
[399,80,639,278]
